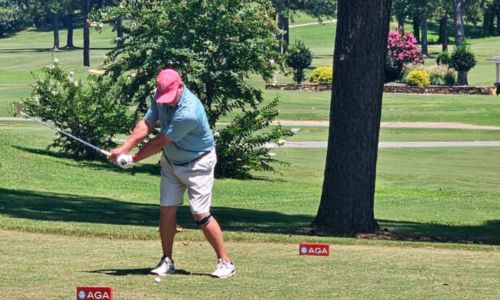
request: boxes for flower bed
[265,83,497,95]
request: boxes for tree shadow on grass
[0,188,311,231]
[376,219,500,245]
[1,188,499,245]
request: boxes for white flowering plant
[16,61,132,160]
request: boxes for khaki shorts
[159,149,216,214]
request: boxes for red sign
[76,287,113,300]
[299,243,330,256]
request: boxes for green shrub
[215,98,293,178]
[309,66,333,84]
[286,41,313,84]
[449,41,477,72]
[18,60,132,160]
[385,52,404,82]
[404,63,456,86]
[405,69,431,87]
[436,51,451,66]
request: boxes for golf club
[15,102,111,157]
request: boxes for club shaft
[21,112,110,156]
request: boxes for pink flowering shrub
[387,31,423,65]
[385,32,423,82]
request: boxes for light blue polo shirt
[144,87,214,164]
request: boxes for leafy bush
[385,31,423,82]
[449,41,477,72]
[404,64,456,86]
[18,60,132,160]
[405,69,431,87]
[286,40,313,84]
[384,53,404,82]
[215,98,293,178]
[309,66,333,84]
[436,51,451,66]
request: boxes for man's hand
[108,147,126,162]
[116,154,134,169]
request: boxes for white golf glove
[116,154,134,169]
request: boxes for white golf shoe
[211,259,236,278]
[150,256,176,276]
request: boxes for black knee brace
[196,214,212,226]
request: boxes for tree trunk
[439,14,448,52]
[278,14,290,48]
[457,70,468,85]
[397,15,405,34]
[312,0,391,235]
[52,13,60,51]
[83,0,90,66]
[413,13,420,43]
[421,11,428,56]
[116,17,124,47]
[453,0,465,46]
[66,13,74,49]
[496,6,500,36]
[483,6,494,36]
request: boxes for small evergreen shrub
[286,41,313,84]
[436,51,451,66]
[449,41,477,72]
[405,69,431,87]
[309,66,333,84]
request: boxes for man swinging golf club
[109,68,235,278]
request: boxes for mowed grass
[1,123,500,244]
[1,125,500,299]
[1,229,499,300]
[254,90,500,125]
[287,126,500,142]
[0,27,115,115]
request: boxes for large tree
[312,0,392,235]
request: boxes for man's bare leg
[193,213,229,260]
[160,206,177,258]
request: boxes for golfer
[109,68,235,279]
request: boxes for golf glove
[116,154,134,169]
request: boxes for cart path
[271,141,500,149]
[273,120,500,131]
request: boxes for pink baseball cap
[155,68,182,105]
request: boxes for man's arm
[131,133,171,163]
[108,119,153,161]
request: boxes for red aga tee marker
[76,287,113,300]
[299,243,330,256]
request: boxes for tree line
[393,0,500,54]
